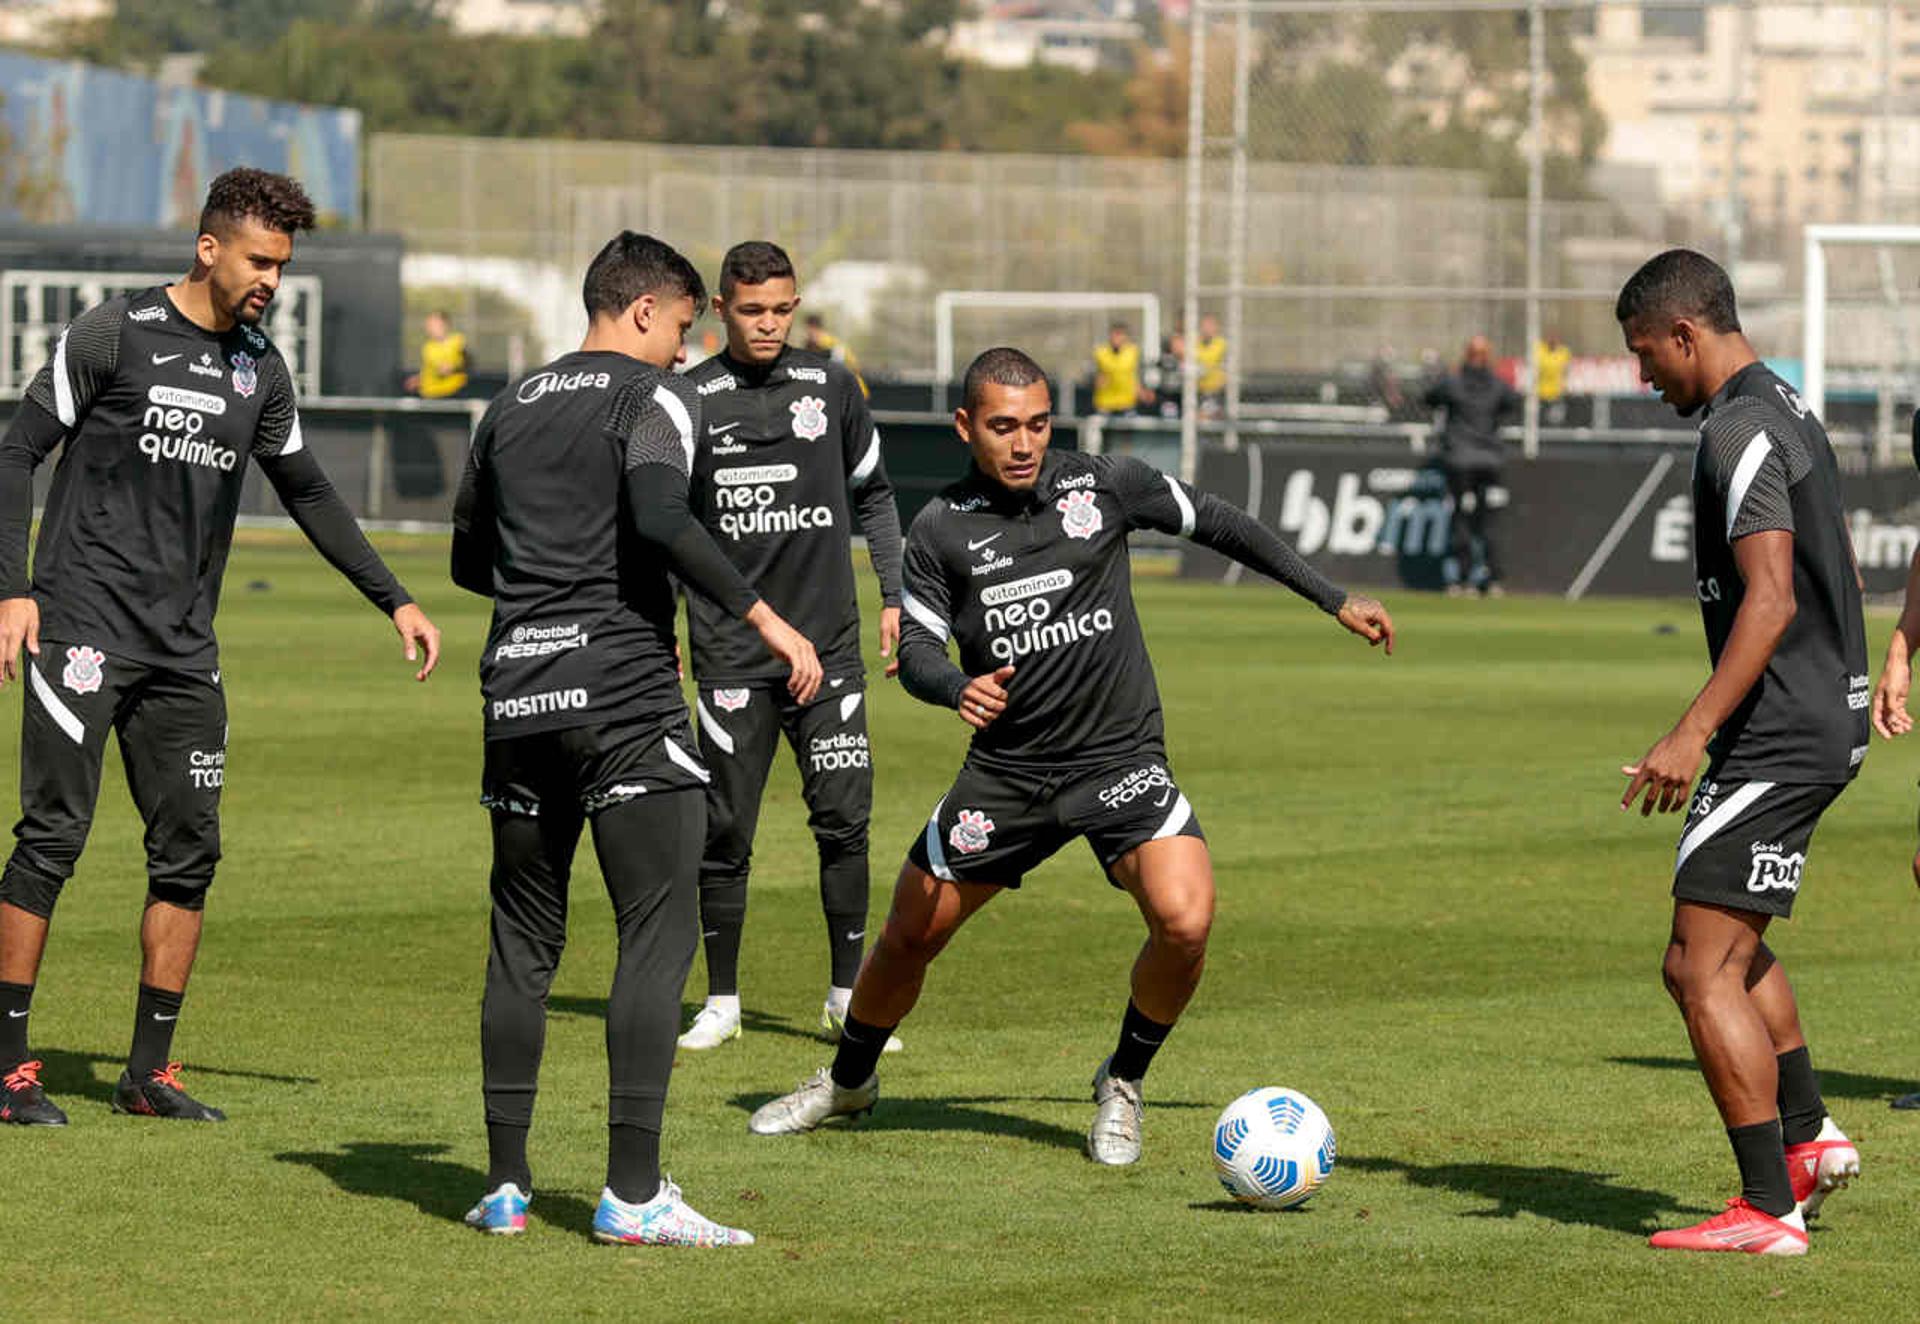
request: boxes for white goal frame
[931,290,1162,412]
[1802,223,1920,462]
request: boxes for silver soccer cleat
[747,1067,879,1135]
[1086,1056,1144,1166]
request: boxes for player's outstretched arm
[1872,542,1920,739]
[838,370,905,677]
[0,401,66,686]
[1110,456,1394,655]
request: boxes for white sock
[704,994,741,1019]
[825,986,852,1016]
[603,1182,668,1211]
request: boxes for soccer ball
[1210,1087,1336,1210]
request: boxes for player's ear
[194,231,219,271]
[631,293,655,336]
[953,407,972,445]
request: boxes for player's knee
[1660,943,1724,1007]
[0,854,66,919]
[147,877,212,912]
[814,825,869,862]
[877,913,951,966]
[1153,909,1212,966]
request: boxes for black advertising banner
[1181,442,1920,599]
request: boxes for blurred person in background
[804,313,867,397]
[1193,313,1227,416]
[1425,335,1521,596]
[1151,330,1185,419]
[404,309,470,399]
[1534,329,1572,426]
[1092,322,1144,417]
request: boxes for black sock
[829,1013,895,1090]
[1776,1046,1826,1147]
[128,984,183,1080]
[1727,1118,1795,1217]
[486,1121,532,1192]
[0,980,31,1072]
[606,1123,662,1205]
[819,841,870,989]
[698,874,747,997]
[1109,1001,1174,1083]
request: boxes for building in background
[948,1,1153,72]
[444,0,597,37]
[1575,4,1920,235]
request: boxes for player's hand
[1620,725,1707,817]
[1336,595,1395,655]
[958,665,1015,730]
[1872,651,1913,739]
[674,638,684,681]
[878,605,901,679]
[748,601,822,704]
[392,603,441,681]
[0,596,38,687]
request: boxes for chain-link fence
[1183,0,1920,469]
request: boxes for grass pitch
[7,532,1920,1320]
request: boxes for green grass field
[8,532,1920,1320]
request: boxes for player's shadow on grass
[31,1046,318,1108]
[1334,1155,1700,1235]
[545,995,823,1044]
[1609,1055,1919,1105]
[275,1141,599,1234]
[729,1090,1207,1152]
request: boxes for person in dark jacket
[1424,335,1521,595]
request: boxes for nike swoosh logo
[151,1013,178,1022]
[1154,789,1172,808]
[151,353,181,365]
[211,670,220,684]
[707,421,741,436]
[5,1010,26,1018]
[845,930,865,942]
[967,534,1002,551]
[829,678,846,688]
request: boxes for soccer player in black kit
[676,242,905,1054]
[748,348,1394,1164]
[451,232,821,1245]
[0,169,440,1127]
[1617,250,1864,1255]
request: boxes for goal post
[1802,223,1920,464]
[931,290,1162,413]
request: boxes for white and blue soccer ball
[1210,1087,1336,1210]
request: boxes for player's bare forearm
[1622,531,1793,815]
[1870,543,1920,737]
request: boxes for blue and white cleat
[591,1178,755,1247]
[463,1182,529,1235]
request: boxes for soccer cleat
[0,1060,68,1127]
[1787,1117,1860,1220]
[819,1003,903,1054]
[1892,1091,1920,1111]
[747,1067,878,1135]
[1648,1199,1808,1255]
[111,1062,226,1122]
[464,1182,529,1235]
[677,1003,742,1051]
[591,1178,754,1247]
[1086,1056,1144,1166]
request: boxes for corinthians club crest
[789,395,828,441]
[948,808,995,856]
[229,350,258,399]
[712,688,751,713]
[1056,488,1102,540]
[62,645,105,695]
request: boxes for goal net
[1802,224,1920,463]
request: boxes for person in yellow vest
[803,313,868,398]
[404,310,469,399]
[1092,322,1144,415]
[1194,314,1228,415]
[1533,330,1572,425]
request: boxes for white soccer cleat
[678,1002,741,1051]
[1788,1116,1860,1221]
[819,1002,903,1053]
[748,1067,878,1135]
[1086,1056,1144,1166]
[591,1178,754,1247]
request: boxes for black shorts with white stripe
[906,751,1204,889]
[1671,775,1849,919]
[481,715,710,818]
[0,640,226,915]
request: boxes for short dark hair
[1615,248,1741,333]
[582,231,705,320]
[719,240,796,296]
[198,167,315,238]
[963,347,1049,412]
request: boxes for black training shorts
[906,752,1204,888]
[1671,776,1848,919]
